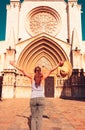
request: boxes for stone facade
[0,0,85,98]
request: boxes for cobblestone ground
[0,98,85,130]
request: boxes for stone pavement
[0,98,85,130]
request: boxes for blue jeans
[30,97,45,130]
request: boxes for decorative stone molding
[25,6,61,36]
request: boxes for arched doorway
[17,34,69,97]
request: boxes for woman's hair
[34,66,41,73]
[34,66,43,87]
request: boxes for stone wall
[1,69,85,99]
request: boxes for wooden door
[45,76,54,97]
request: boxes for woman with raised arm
[10,60,64,130]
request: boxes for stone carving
[25,9,61,36]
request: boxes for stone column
[2,69,16,98]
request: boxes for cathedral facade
[0,0,85,98]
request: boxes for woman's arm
[10,61,32,80]
[43,61,64,79]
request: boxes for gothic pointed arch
[17,35,69,74]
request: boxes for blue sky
[0,0,85,41]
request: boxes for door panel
[45,76,54,97]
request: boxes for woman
[10,61,64,130]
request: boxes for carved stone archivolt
[17,34,68,75]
